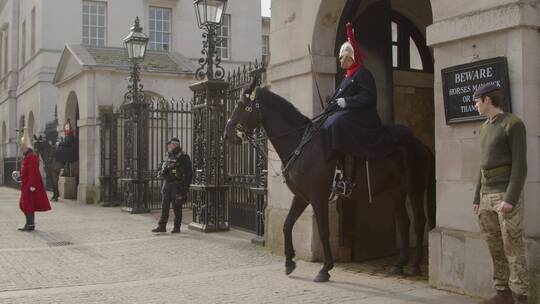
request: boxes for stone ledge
[268,54,337,83]
[429,227,540,302]
[427,2,540,46]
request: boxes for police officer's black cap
[167,137,180,145]
[473,83,502,99]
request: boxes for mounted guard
[323,22,394,197]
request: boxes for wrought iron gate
[99,61,267,236]
[99,97,193,210]
[225,64,267,234]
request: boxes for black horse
[33,135,63,201]
[224,82,435,282]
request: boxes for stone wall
[427,0,540,300]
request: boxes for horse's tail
[426,146,436,230]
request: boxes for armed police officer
[152,138,192,234]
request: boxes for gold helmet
[20,127,32,151]
[339,41,355,62]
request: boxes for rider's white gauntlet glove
[336,98,347,108]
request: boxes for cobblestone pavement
[0,187,479,303]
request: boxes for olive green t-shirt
[473,113,527,205]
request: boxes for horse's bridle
[234,88,263,142]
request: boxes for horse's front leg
[312,199,334,282]
[391,190,409,275]
[410,193,427,276]
[52,168,60,201]
[283,196,308,275]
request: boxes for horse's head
[224,78,263,145]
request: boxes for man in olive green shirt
[473,84,529,304]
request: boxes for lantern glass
[123,18,149,61]
[194,0,227,27]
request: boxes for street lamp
[193,0,228,80]
[123,16,149,103]
[120,17,150,214]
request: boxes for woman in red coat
[13,127,51,231]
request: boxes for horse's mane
[257,88,311,126]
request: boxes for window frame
[82,1,107,47]
[391,12,433,73]
[148,6,172,52]
[216,14,231,60]
[30,7,36,56]
[21,20,26,64]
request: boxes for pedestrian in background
[12,127,51,231]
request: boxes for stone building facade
[265,0,539,300]
[0,0,263,198]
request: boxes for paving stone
[0,187,478,303]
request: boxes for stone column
[76,117,100,204]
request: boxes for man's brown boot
[480,290,514,304]
[514,293,528,304]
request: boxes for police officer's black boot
[152,224,166,233]
[171,202,182,234]
[18,213,35,231]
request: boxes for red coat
[19,150,51,214]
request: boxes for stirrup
[332,169,354,198]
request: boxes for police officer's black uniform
[152,138,192,233]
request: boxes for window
[3,33,8,78]
[82,1,107,47]
[390,12,432,72]
[149,7,171,51]
[216,14,231,60]
[262,35,269,56]
[21,21,26,64]
[31,8,36,55]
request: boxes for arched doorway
[64,91,80,182]
[332,0,434,262]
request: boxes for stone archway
[65,91,80,133]
[59,91,80,199]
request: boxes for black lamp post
[121,17,150,214]
[123,16,149,104]
[193,0,228,80]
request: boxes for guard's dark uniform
[322,67,394,160]
[157,146,192,232]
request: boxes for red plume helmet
[341,22,366,77]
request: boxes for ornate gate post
[188,79,230,232]
[120,100,150,214]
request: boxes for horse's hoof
[285,261,296,275]
[389,266,405,276]
[314,271,330,283]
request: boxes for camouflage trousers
[478,192,529,296]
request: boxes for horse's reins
[237,90,338,179]
[238,88,374,203]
